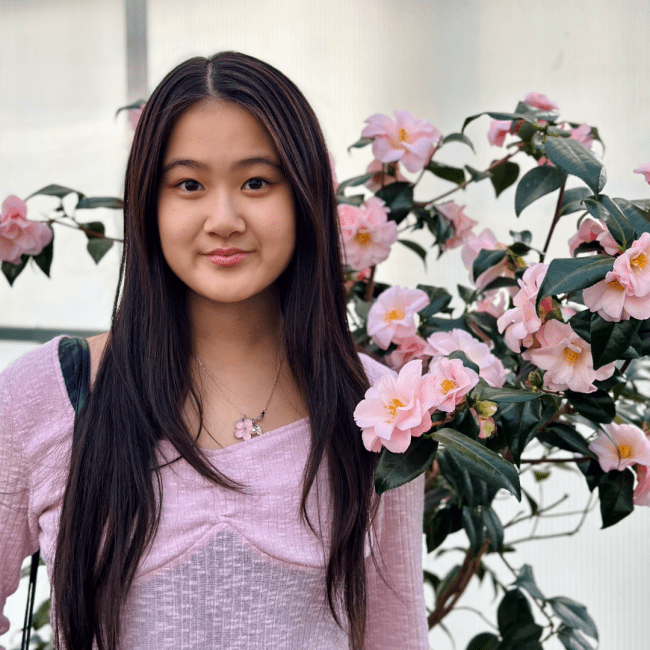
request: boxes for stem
[364,265,376,302]
[47,217,124,243]
[518,455,592,465]
[540,182,566,261]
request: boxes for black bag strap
[21,336,90,650]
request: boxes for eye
[176,179,203,192]
[242,177,271,191]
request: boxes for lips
[204,248,251,267]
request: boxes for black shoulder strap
[22,336,91,650]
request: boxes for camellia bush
[2,94,650,650]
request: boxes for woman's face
[157,99,296,308]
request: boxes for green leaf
[584,196,633,249]
[2,255,29,286]
[510,229,532,245]
[424,507,454,552]
[472,248,507,282]
[438,450,475,508]
[442,132,475,152]
[613,197,650,236]
[397,239,427,266]
[465,165,492,182]
[543,136,606,194]
[482,505,504,550]
[497,589,536,638]
[446,350,480,374]
[461,505,484,556]
[428,160,466,184]
[560,187,593,216]
[32,229,54,277]
[598,468,634,528]
[548,596,598,639]
[470,382,542,404]
[536,255,614,307]
[80,221,105,239]
[347,136,373,152]
[466,632,500,650]
[557,626,596,650]
[497,397,557,465]
[536,423,593,456]
[590,316,640,369]
[458,284,475,304]
[515,165,567,217]
[489,161,519,197]
[374,182,414,223]
[374,436,438,494]
[512,564,545,601]
[76,196,124,210]
[479,276,520,293]
[87,238,114,264]
[32,596,51,630]
[565,389,615,424]
[429,428,521,500]
[26,184,81,200]
[417,285,452,318]
[508,241,530,256]
[522,488,539,516]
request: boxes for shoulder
[87,331,110,388]
[357,351,397,385]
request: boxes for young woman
[0,52,429,650]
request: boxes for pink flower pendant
[234,417,263,440]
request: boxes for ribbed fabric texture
[0,337,429,649]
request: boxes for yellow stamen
[618,445,632,459]
[608,279,625,291]
[385,308,404,322]
[630,252,647,270]
[385,398,405,421]
[440,379,457,394]
[563,348,581,365]
[355,231,372,245]
[398,128,409,142]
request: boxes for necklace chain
[194,350,283,440]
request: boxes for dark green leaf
[543,136,606,194]
[536,423,593,456]
[565,390,615,424]
[458,284,475,304]
[442,132,475,152]
[482,506,504,550]
[465,165,492,182]
[87,238,113,264]
[470,383,542,404]
[584,196,633,249]
[446,350,480,374]
[347,136,373,152]
[438,450,475,508]
[472,249,507,282]
[512,564,545,601]
[490,161,520,197]
[76,196,124,210]
[497,589,535,638]
[397,239,427,266]
[613,197,650,236]
[598,468,634,528]
[508,241,530,256]
[337,194,364,207]
[568,309,592,343]
[429,428,521,500]
[479,276,520,293]
[522,488,539,516]
[590,316,640,369]
[548,596,598,639]
[515,165,567,217]
[26,184,81,200]
[466,632,500,650]
[425,507,454,552]
[336,172,375,194]
[2,255,29,286]
[80,221,105,239]
[374,436,438,494]
[417,286,452,318]
[536,255,614,307]
[428,161,466,184]
[497,397,557,465]
[32,597,50,630]
[510,229,532,245]
[462,505,484,556]
[557,626,595,650]
[32,229,54,277]
[374,182,414,223]
[631,198,650,211]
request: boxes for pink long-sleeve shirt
[0,336,429,649]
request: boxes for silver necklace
[194,351,283,440]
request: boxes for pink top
[0,336,429,649]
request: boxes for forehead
[163,99,279,164]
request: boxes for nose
[203,189,246,239]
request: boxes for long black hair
[52,51,377,650]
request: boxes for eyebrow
[161,156,283,175]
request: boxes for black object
[21,336,90,650]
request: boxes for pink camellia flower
[338,197,398,271]
[426,328,506,387]
[367,285,430,350]
[523,320,615,393]
[569,123,594,150]
[633,464,650,506]
[475,290,508,318]
[612,232,650,297]
[583,270,650,322]
[0,195,53,265]
[568,218,619,257]
[487,119,513,147]
[365,159,408,193]
[422,357,480,413]
[361,111,442,173]
[461,228,500,271]
[385,334,435,371]
[354,359,437,453]
[523,92,559,111]
[437,202,478,251]
[497,263,548,353]
[633,162,650,184]
[589,423,650,473]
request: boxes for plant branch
[364,265,376,302]
[519,455,592,465]
[47,217,124,243]
[540,182,566,261]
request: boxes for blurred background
[1,0,649,648]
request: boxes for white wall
[1,1,649,648]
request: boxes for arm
[363,474,429,650]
